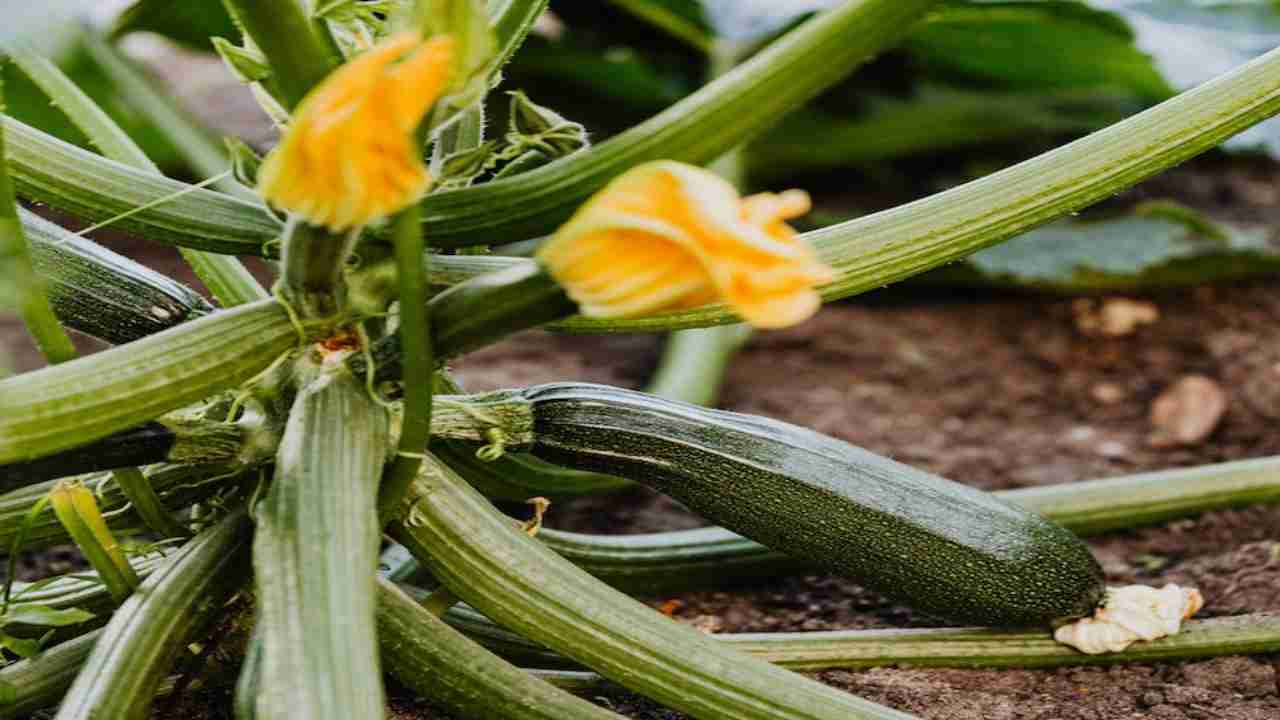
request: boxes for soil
[5,58,1280,720]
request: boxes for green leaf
[0,633,40,659]
[2,604,94,629]
[907,2,1172,98]
[110,0,238,51]
[929,206,1280,292]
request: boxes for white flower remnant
[1054,584,1203,655]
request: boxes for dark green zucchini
[24,208,213,344]
[436,383,1104,627]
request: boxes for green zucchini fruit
[436,383,1105,627]
[538,455,1280,595]
[25,208,213,344]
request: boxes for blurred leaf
[110,0,238,52]
[2,604,94,629]
[0,632,40,659]
[507,36,691,112]
[750,86,1137,180]
[926,206,1280,292]
[3,41,182,169]
[908,2,1172,98]
[1089,0,1280,154]
[0,679,14,703]
[0,1,95,52]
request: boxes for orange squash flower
[536,161,833,329]
[257,32,455,232]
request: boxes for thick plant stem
[52,509,252,720]
[0,68,76,364]
[0,299,299,464]
[220,0,340,111]
[391,455,920,720]
[252,357,389,720]
[646,324,751,406]
[278,220,355,321]
[440,604,1280,674]
[376,578,626,720]
[6,43,264,309]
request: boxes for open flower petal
[536,161,833,329]
[257,32,455,232]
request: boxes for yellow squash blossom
[536,161,834,329]
[258,32,455,232]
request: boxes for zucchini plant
[3,0,1280,718]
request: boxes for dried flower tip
[257,32,455,231]
[536,161,833,329]
[1054,583,1202,654]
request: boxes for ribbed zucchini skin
[523,383,1104,627]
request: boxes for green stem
[378,207,432,524]
[109,467,191,539]
[448,609,1280,676]
[3,115,281,255]
[220,0,340,111]
[351,263,573,382]
[6,42,264,308]
[536,455,1280,594]
[0,465,243,553]
[377,578,626,720]
[645,323,751,406]
[279,220,354,321]
[0,299,299,464]
[391,454,920,720]
[53,509,252,720]
[81,33,256,200]
[605,0,715,52]
[252,360,388,720]
[0,67,76,364]
[0,630,101,720]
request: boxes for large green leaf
[925,206,1280,291]
[109,0,238,52]
[907,2,1172,98]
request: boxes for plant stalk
[53,509,252,720]
[391,454,920,720]
[0,66,76,363]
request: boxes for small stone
[1096,440,1129,458]
[1073,298,1160,337]
[1140,690,1165,707]
[1091,382,1126,404]
[1148,375,1227,448]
